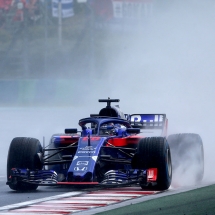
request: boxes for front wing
[6,168,158,187]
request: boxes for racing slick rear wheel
[134,137,172,190]
[7,137,43,191]
[167,133,204,184]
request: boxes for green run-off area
[96,184,215,215]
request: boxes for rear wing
[126,114,168,137]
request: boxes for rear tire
[167,133,204,184]
[7,137,43,191]
[135,137,172,190]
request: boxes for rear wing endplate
[127,114,166,129]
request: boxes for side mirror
[126,128,140,134]
[65,128,78,134]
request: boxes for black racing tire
[135,137,172,190]
[167,133,204,183]
[7,137,43,191]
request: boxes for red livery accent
[108,136,141,147]
[57,182,99,185]
[147,168,158,182]
[58,136,80,139]
[57,136,79,145]
[82,137,101,141]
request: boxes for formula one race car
[6,99,204,191]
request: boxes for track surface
[0,178,84,207]
[0,185,160,214]
[0,180,214,215]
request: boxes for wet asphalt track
[0,176,93,207]
[1,176,215,214]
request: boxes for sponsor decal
[82,137,101,141]
[77,161,89,165]
[80,146,95,151]
[73,156,78,160]
[92,156,98,162]
[74,166,87,171]
[130,114,164,126]
[78,151,96,154]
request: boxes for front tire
[7,137,43,191]
[135,137,172,190]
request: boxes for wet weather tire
[7,137,43,191]
[135,137,172,190]
[167,133,204,183]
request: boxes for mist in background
[1,0,215,186]
[105,0,215,184]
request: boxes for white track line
[0,213,61,215]
[32,204,98,209]
[0,189,158,215]
[39,199,118,204]
[0,192,83,212]
[85,193,142,197]
[11,208,81,213]
[62,196,132,200]
[0,188,164,214]
[1,183,213,215]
